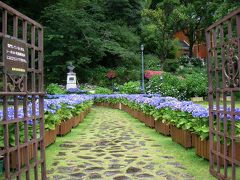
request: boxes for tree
[41,2,105,83]
[214,0,240,20]
[3,0,58,21]
[172,0,216,57]
[142,0,179,68]
[41,0,143,84]
[106,0,145,26]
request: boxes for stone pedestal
[66,72,77,89]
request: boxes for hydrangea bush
[94,94,240,141]
[1,94,240,146]
[0,94,93,146]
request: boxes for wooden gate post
[0,1,46,179]
[206,8,240,180]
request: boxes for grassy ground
[45,107,216,179]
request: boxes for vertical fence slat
[2,10,7,34]
[32,95,38,180]
[3,96,10,179]
[40,96,46,179]
[31,26,37,179]
[2,8,10,180]
[31,25,36,92]
[212,27,221,173]
[14,95,21,180]
[39,28,46,180]
[23,95,30,180]
[231,91,236,180]
[13,15,18,38]
[206,28,214,171]
[22,20,27,42]
[220,24,229,178]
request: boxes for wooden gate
[0,1,46,179]
[206,8,240,180]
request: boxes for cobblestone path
[47,107,196,180]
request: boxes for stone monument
[66,62,77,90]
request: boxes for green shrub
[145,54,160,70]
[146,73,187,99]
[126,69,141,82]
[235,92,240,101]
[46,83,66,95]
[88,66,109,87]
[175,67,208,99]
[163,59,180,72]
[146,75,161,94]
[178,56,204,67]
[115,67,141,84]
[146,72,207,99]
[176,66,206,76]
[0,122,37,146]
[119,81,141,94]
[82,65,142,87]
[95,87,113,94]
[184,72,208,98]
[44,113,61,130]
[114,67,127,84]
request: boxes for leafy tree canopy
[40,0,145,83]
[3,0,240,85]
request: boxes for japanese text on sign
[3,38,28,75]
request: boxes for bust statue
[66,62,77,90]
[67,62,75,73]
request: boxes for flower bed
[0,94,92,175]
[57,118,73,136]
[195,136,225,165]
[121,104,130,113]
[44,95,93,137]
[195,136,209,160]
[170,125,192,148]
[73,114,83,127]
[228,142,240,163]
[94,94,211,141]
[0,94,94,171]
[138,112,154,128]
[191,133,197,147]
[144,114,155,128]
[94,94,240,142]
[155,120,170,136]
[10,143,34,169]
[135,110,144,122]
[44,128,57,147]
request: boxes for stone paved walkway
[47,107,196,180]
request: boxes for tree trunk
[184,31,196,58]
[160,61,164,71]
[189,41,194,58]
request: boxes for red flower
[106,70,117,79]
[144,70,163,79]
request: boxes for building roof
[179,40,189,49]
